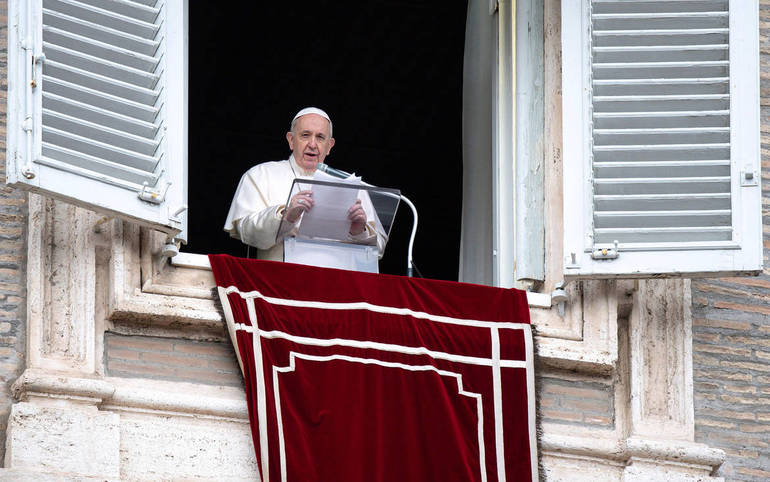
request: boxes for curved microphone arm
[399,194,418,277]
[317,163,419,277]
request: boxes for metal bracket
[138,182,171,204]
[169,204,188,224]
[551,281,569,317]
[591,240,619,260]
[565,252,580,270]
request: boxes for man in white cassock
[224,107,384,261]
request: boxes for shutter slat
[594,95,729,112]
[42,126,160,172]
[593,110,728,128]
[594,127,729,145]
[43,8,159,56]
[594,79,729,97]
[593,45,727,65]
[594,145,729,161]
[594,176,730,195]
[44,61,161,106]
[593,30,727,47]
[592,1,728,15]
[43,92,159,138]
[594,193,730,211]
[593,12,728,31]
[595,210,731,228]
[594,63,728,80]
[594,160,730,178]
[44,42,160,89]
[71,0,161,24]
[44,25,159,72]
[41,143,160,186]
[594,226,732,243]
[43,76,160,123]
[129,0,159,7]
[45,0,159,39]
[43,109,160,156]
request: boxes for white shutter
[561,0,761,278]
[6,0,188,239]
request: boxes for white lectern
[277,178,401,273]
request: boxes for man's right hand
[285,190,314,223]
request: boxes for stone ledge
[11,369,114,403]
[541,433,726,471]
[536,341,617,375]
[11,369,249,420]
[0,467,119,481]
[625,436,725,468]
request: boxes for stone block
[4,403,120,479]
[118,412,257,480]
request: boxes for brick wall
[105,334,242,387]
[537,374,614,429]
[0,0,27,468]
[689,2,770,480]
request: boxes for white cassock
[224,155,385,261]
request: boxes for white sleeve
[236,205,284,250]
[224,165,290,250]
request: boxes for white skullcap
[291,107,333,136]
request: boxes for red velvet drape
[209,254,536,482]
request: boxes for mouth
[303,152,318,160]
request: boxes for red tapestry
[209,254,537,482]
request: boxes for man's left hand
[348,199,367,235]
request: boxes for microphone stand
[317,164,419,277]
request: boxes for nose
[308,136,318,148]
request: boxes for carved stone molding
[535,280,619,375]
[629,279,694,441]
[26,195,102,373]
[106,223,224,341]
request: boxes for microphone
[316,163,353,179]
[316,163,420,278]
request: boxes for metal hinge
[591,240,619,260]
[138,181,170,204]
[489,0,499,15]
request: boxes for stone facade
[0,0,26,469]
[0,0,767,480]
[681,4,770,480]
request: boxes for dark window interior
[187,1,468,281]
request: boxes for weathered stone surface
[4,403,119,478]
[118,412,257,480]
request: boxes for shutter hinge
[489,0,499,15]
[138,182,170,204]
[591,240,619,260]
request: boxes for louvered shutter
[561,0,761,278]
[6,0,187,239]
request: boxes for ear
[327,137,335,155]
[286,131,294,150]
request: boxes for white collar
[289,154,316,177]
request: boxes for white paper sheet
[294,171,363,240]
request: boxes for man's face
[286,114,335,172]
